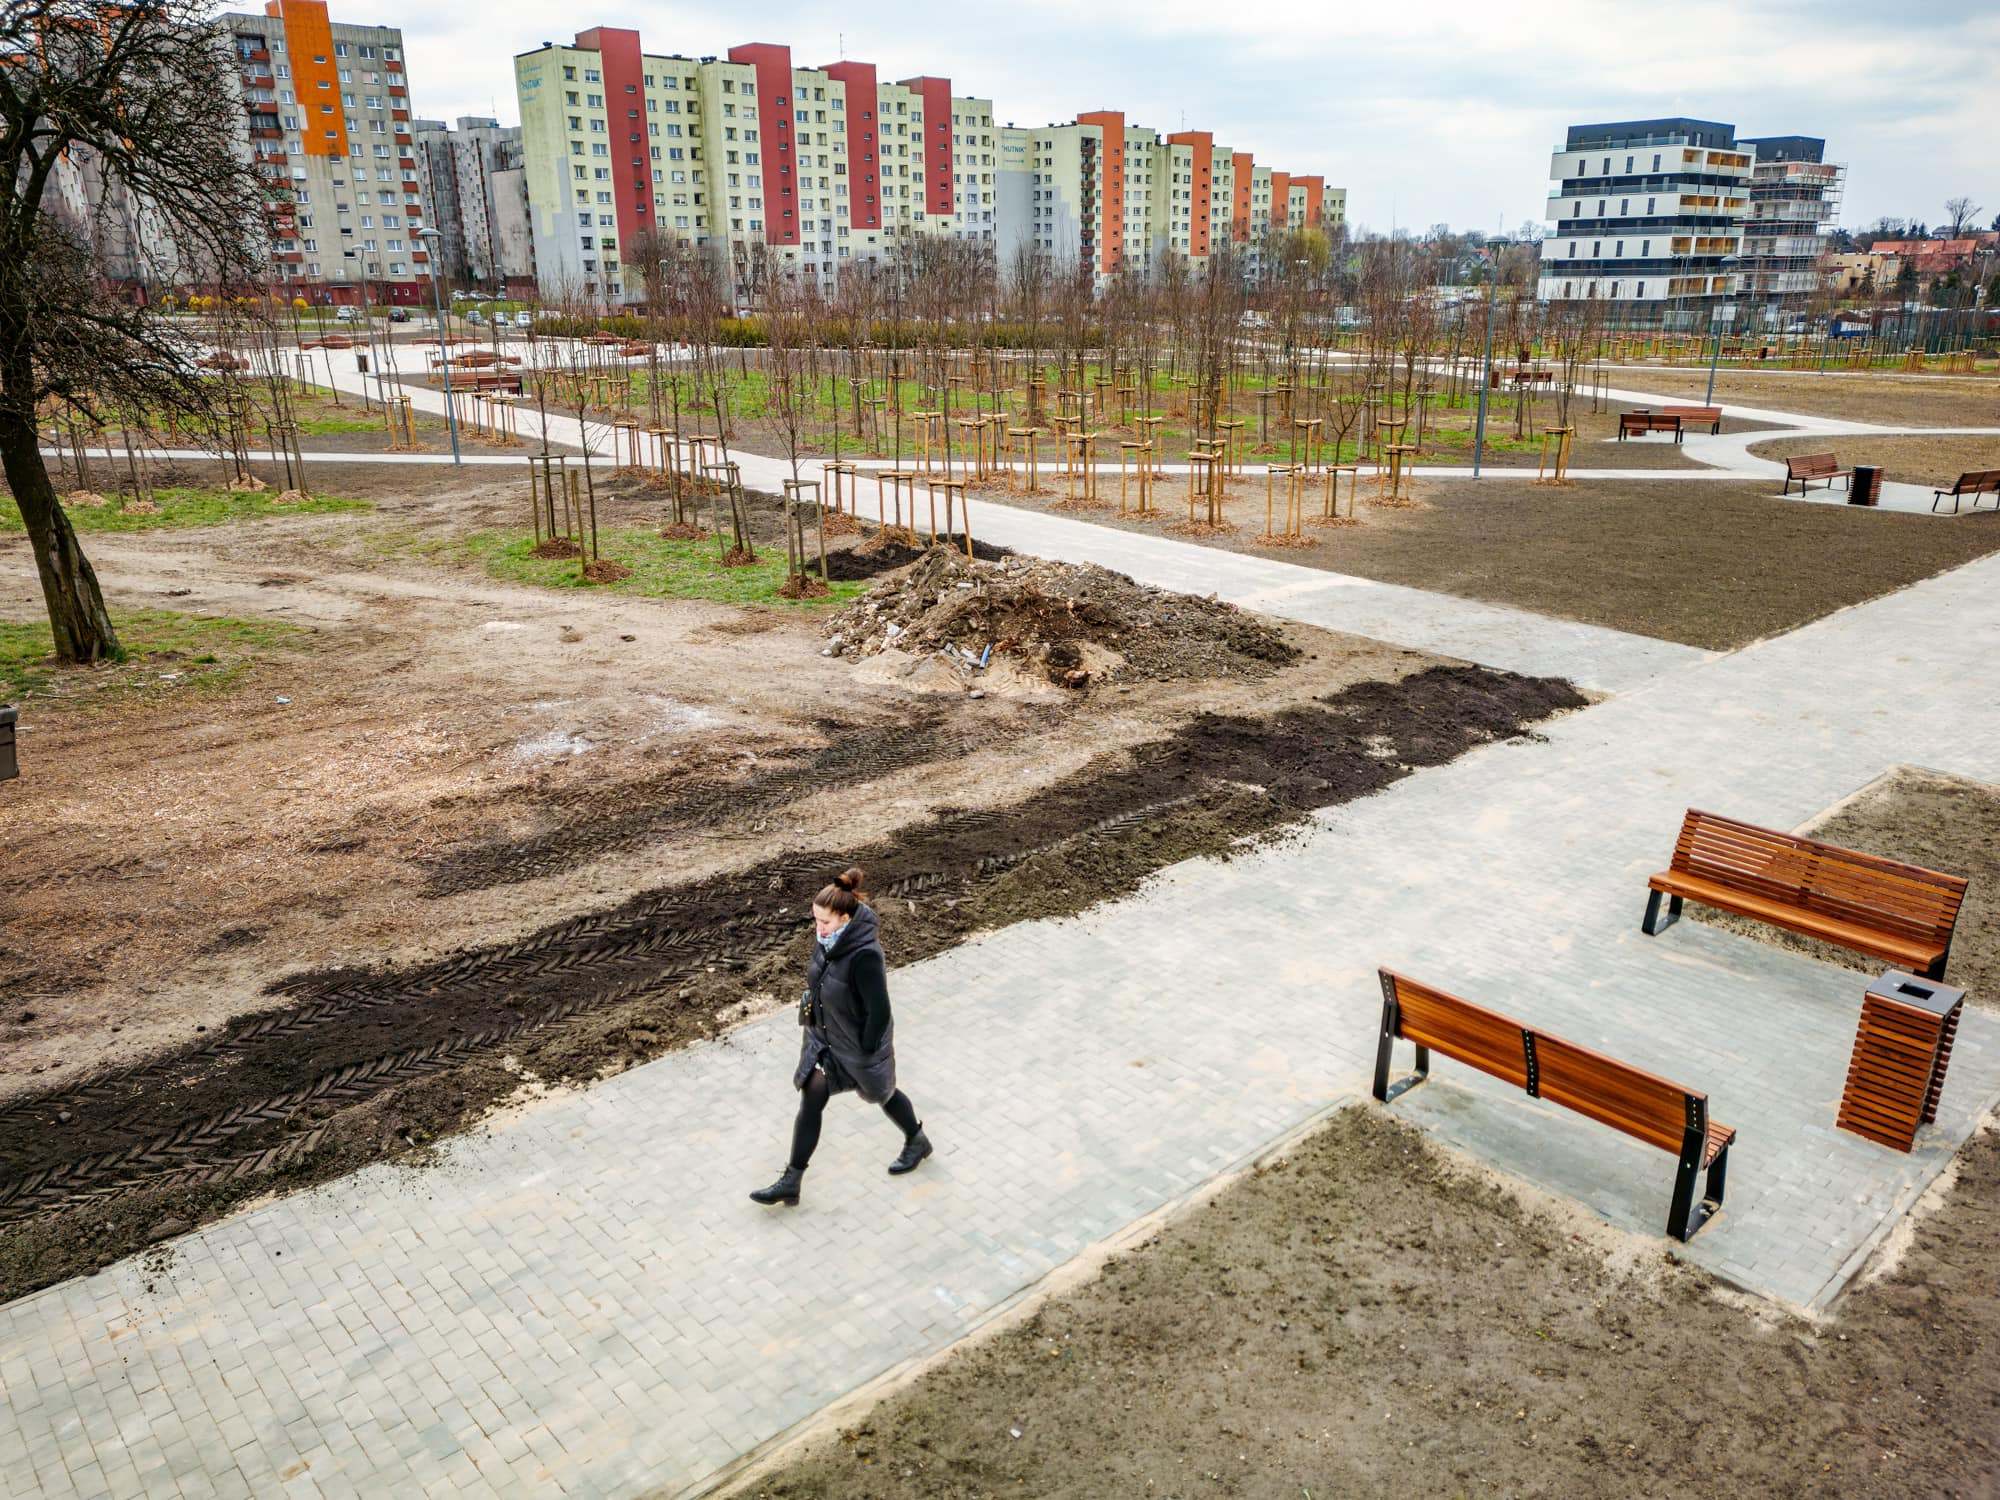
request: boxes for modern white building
[1539,118,1752,325]
[1736,134,1845,317]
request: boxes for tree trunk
[0,410,120,663]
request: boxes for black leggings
[790,1068,919,1170]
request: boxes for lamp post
[1472,253,1497,477]
[416,227,462,466]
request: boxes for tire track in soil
[0,665,1585,1247]
[416,704,1067,898]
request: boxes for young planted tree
[762,262,828,591]
[0,0,267,662]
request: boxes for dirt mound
[824,535,1011,581]
[826,547,1298,688]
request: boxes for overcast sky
[381,0,2000,235]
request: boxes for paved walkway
[9,357,2000,1498]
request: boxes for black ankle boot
[749,1165,804,1205]
[888,1126,933,1176]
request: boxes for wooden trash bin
[1836,971,1966,1152]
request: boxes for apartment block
[1539,117,1753,322]
[412,115,534,290]
[514,30,1009,305]
[997,113,1340,284]
[1735,135,1844,309]
[513,28,1344,303]
[222,0,433,305]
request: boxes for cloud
[373,0,2000,232]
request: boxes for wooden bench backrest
[1661,405,1720,418]
[1787,453,1837,477]
[1670,809,1967,949]
[1532,1032,1698,1155]
[1382,972,1529,1090]
[1948,469,2000,493]
[1382,971,1703,1153]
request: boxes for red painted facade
[901,76,955,218]
[822,61,881,230]
[576,28,650,255]
[1268,170,1290,232]
[728,42,800,246]
[1168,130,1212,257]
[1077,110,1124,273]
[1230,150,1253,242]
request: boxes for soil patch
[746,1107,2000,1499]
[0,663,1582,1300]
[1608,369,2000,427]
[823,534,1011,581]
[998,476,2000,649]
[1748,434,2000,494]
[829,547,1299,687]
[1696,766,2000,1002]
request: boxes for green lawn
[0,608,307,702]
[459,526,867,606]
[2,487,370,533]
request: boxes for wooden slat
[1531,1032,1691,1155]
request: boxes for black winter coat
[794,904,897,1102]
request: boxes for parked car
[388,307,410,323]
[334,306,359,323]
[466,309,486,325]
[513,310,533,328]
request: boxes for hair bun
[834,866,865,892]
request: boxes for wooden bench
[1931,468,2000,515]
[1782,452,1852,496]
[1372,969,1734,1241]
[1643,809,1967,981]
[442,371,524,395]
[1661,404,1722,435]
[1617,411,1683,443]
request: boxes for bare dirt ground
[1606,369,2000,427]
[1749,434,2000,494]
[1698,766,2000,1002]
[0,456,1587,1296]
[747,1106,2000,1499]
[990,473,2000,649]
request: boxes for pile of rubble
[824,546,1297,692]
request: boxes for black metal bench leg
[1703,1143,1729,1215]
[1371,996,1397,1102]
[1667,1132,1702,1241]
[1642,891,1682,936]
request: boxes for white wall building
[1539,117,1752,325]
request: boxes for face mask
[817,928,840,950]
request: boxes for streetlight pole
[417,227,461,466]
[1472,256,1497,477]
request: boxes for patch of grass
[458,526,868,606]
[0,487,370,533]
[293,414,385,436]
[0,608,308,703]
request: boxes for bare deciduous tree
[1,0,268,661]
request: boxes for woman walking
[750,868,932,1206]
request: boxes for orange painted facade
[267,0,347,158]
[1230,149,1253,242]
[1293,174,1324,229]
[1077,110,1123,273]
[1168,130,1212,258]
[1268,170,1290,232]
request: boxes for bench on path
[1783,452,1853,496]
[1932,469,2000,514]
[1372,969,1735,1241]
[1662,404,1723,435]
[1617,411,1683,443]
[1643,809,1967,981]
[442,371,524,394]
